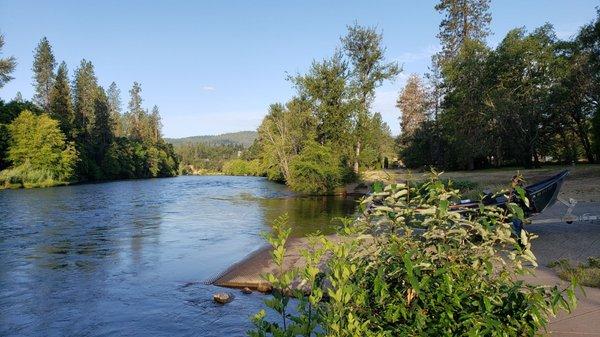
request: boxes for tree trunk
[353,140,361,174]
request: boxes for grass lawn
[362,164,600,202]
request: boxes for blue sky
[0,0,597,137]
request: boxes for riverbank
[0,174,179,191]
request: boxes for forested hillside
[0,36,178,188]
[166,131,257,147]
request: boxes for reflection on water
[0,176,358,336]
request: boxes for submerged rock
[213,292,234,304]
[241,287,252,294]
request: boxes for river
[0,176,359,336]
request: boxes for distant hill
[166,131,258,148]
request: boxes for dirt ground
[362,164,600,202]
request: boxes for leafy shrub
[249,172,577,336]
[0,161,68,188]
[288,141,342,194]
[222,159,263,176]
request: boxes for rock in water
[241,287,252,294]
[213,292,233,304]
[256,282,272,293]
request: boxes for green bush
[222,159,263,176]
[288,141,342,194]
[250,172,577,336]
[0,161,69,188]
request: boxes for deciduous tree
[341,23,400,173]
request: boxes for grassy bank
[362,164,600,202]
[549,257,600,288]
[0,165,73,190]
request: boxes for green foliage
[0,162,66,188]
[435,0,492,61]
[250,173,577,336]
[101,138,178,179]
[166,131,258,148]
[0,36,180,188]
[289,141,343,194]
[32,37,56,110]
[0,34,17,88]
[253,24,397,191]
[0,123,9,169]
[49,61,74,137]
[1,110,77,188]
[221,159,263,176]
[402,20,600,169]
[174,139,249,174]
[249,214,326,337]
[0,99,44,125]
[72,59,98,141]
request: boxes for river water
[0,176,358,336]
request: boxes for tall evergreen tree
[32,37,56,110]
[149,105,162,143]
[435,0,492,62]
[49,62,74,137]
[0,34,17,88]
[397,74,430,136]
[91,87,113,163]
[106,82,123,137]
[72,59,98,142]
[127,82,144,141]
[341,23,400,173]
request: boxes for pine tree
[397,74,429,136]
[91,87,113,163]
[106,82,123,137]
[435,0,492,62]
[49,61,74,137]
[341,23,400,173]
[32,37,56,110]
[14,91,23,103]
[72,59,98,141]
[149,105,162,143]
[0,34,17,88]
[127,82,145,141]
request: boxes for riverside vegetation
[196,2,600,195]
[249,172,578,336]
[0,37,178,189]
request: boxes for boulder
[213,292,234,304]
[256,282,272,293]
[241,287,252,294]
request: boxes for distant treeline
[397,5,600,170]
[0,37,178,188]
[166,131,257,147]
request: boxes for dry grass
[548,257,600,288]
[362,165,600,202]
